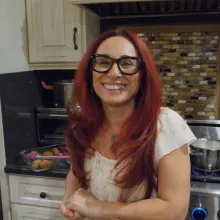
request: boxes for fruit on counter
[39,160,53,169]
[30,151,40,155]
[32,159,41,169]
[42,151,53,156]
[51,148,60,156]
[31,159,53,170]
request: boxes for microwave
[35,107,68,145]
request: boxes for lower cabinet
[9,175,65,208]
[11,204,65,220]
[9,175,66,220]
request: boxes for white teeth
[103,84,126,90]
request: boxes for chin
[101,97,134,107]
[104,101,123,107]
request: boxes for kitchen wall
[128,25,220,120]
[0,1,29,219]
[141,31,218,120]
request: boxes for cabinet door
[11,204,65,220]
[26,0,84,63]
[68,0,144,3]
[9,175,65,208]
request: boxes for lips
[102,83,127,90]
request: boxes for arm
[60,166,83,219]
[63,165,81,202]
[87,144,190,220]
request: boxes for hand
[60,201,83,220]
[66,188,97,218]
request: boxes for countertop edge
[4,164,68,178]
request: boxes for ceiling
[83,0,220,18]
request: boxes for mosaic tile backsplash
[138,32,219,120]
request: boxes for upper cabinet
[68,0,148,3]
[26,0,100,69]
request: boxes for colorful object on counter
[57,146,67,154]
[20,144,70,172]
[26,153,70,161]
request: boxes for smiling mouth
[102,84,127,91]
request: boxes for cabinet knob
[73,27,78,50]
[40,192,47,199]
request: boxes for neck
[102,102,135,134]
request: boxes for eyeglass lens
[92,55,139,74]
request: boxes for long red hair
[65,28,162,202]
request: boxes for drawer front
[9,175,65,208]
[11,203,65,220]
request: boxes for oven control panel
[187,182,220,220]
[191,207,207,220]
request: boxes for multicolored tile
[140,31,219,119]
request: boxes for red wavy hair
[65,28,162,202]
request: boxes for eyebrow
[95,53,138,58]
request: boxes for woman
[60,28,196,220]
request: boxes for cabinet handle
[73,27,78,50]
[40,192,47,199]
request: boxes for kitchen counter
[4,164,68,178]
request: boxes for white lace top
[84,107,196,204]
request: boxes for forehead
[96,36,138,58]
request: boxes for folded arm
[88,144,190,220]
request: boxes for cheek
[92,72,101,88]
[129,74,141,92]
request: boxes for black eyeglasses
[90,54,143,75]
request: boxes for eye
[95,57,111,65]
[120,58,137,69]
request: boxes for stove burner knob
[191,207,207,220]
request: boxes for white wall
[0,0,29,219]
[0,100,11,220]
[0,0,29,74]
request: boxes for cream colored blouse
[84,107,196,204]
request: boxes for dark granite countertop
[5,164,68,178]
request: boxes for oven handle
[191,186,220,196]
[37,113,68,119]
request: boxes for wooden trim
[124,24,220,33]
[29,62,79,70]
[216,36,220,120]
[69,0,156,4]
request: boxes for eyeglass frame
[90,54,143,75]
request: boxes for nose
[107,63,122,78]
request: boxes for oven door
[187,181,220,220]
[36,113,67,145]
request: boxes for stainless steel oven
[187,120,220,220]
[187,181,220,220]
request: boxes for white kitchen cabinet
[11,203,65,220]
[26,0,100,68]
[9,175,65,208]
[9,175,66,219]
[69,0,150,3]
